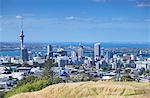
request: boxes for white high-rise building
[78,45,84,59]
[71,51,77,63]
[47,45,53,59]
[94,43,101,61]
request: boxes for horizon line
[0,41,150,44]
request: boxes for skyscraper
[101,47,105,57]
[94,43,101,61]
[28,51,32,60]
[47,45,53,59]
[78,45,84,59]
[105,51,113,63]
[71,51,77,63]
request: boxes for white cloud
[137,3,150,7]
[16,15,23,19]
[136,0,150,7]
[63,16,143,23]
[65,16,77,20]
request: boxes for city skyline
[0,0,150,42]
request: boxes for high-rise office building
[21,48,28,61]
[47,45,53,59]
[28,51,32,60]
[94,43,101,61]
[101,47,105,57]
[71,51,78,63]
[78,45,84,59]
[105,51,113,62]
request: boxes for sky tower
[19,18,28,62]
[20,28,24,49]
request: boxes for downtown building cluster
[0,29,150,91]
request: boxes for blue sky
[0,0,150,42]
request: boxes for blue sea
[0,50,20,57]
[0,43,150,57]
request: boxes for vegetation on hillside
[5,59,63,98]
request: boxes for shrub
[5,79,49,98]
[5,76,64,98]
[121,75,134,82]
[0,91,4,98]
[16,75,38,87]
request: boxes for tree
[121,75,134,81]
[124,69,131,74]
[144,70,150,76]
[134,71,140,82]
[43,59,53,79]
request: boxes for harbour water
[0,43,150,57]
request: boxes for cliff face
[11,81,150,98]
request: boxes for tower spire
[21,18,23,32]
[20,18,24,49]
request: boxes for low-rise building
[135,61,150,70]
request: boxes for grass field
[10,81,150,98]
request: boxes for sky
[0,0,150,43]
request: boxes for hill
[11,81,150,98]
